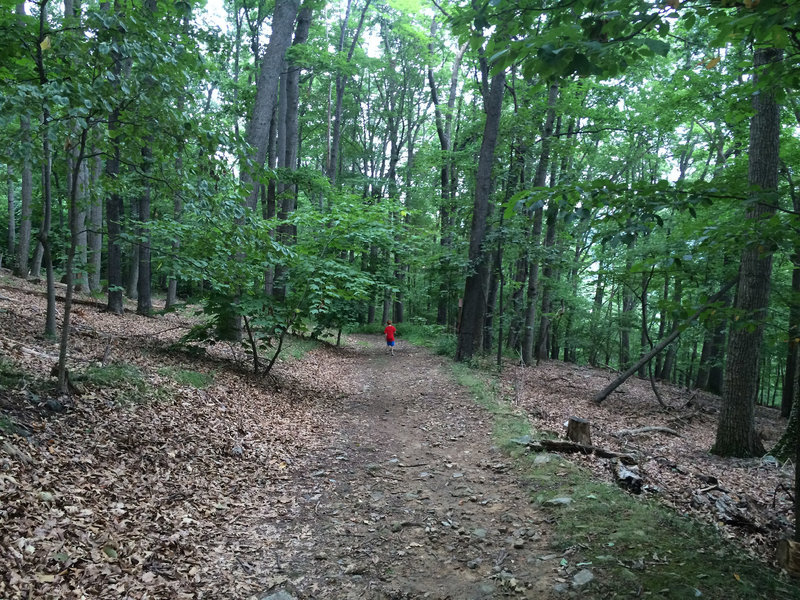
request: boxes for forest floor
[1,271,799,599]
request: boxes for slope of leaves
[0,273,349,598]
[503,360,794,563]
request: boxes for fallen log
[527,439,637,466]
[613,426,680,438]
[593,278,738,404]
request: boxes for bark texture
[712,47,782,457]
[455,64,505,361]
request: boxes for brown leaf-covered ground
[500,360,794,563]
[0,272,794,599]
[0,274,560,599]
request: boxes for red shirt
[384,325,396,341]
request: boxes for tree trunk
[660,277,682,381]
[88,149,103,294]
[105,2,124,314]
[594,279,738,404]
[6,165,14,263]
[535,200,559,361]
[429,28,467,327]
[241,0,302,208]
[619,256,635,372]
[522,84,559,365]
[589,262,605,366]
[327,0,371,186]
[137,143,152,316]
[455,62,505,362]
[782,164,800,417]
[712,47,782,458]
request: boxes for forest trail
[0,277,564,600]
[261,334,558,599]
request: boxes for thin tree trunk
[88,149,103,293]
[6,165,14,263]
[535,200,559,361]
[594,278,738,404]
[522,84,559,365]
[137,143,152,316]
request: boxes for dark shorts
[386,340,395,346]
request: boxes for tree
[712,47,783,458]
[455,56,505,362]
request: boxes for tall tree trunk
[327,0,371,186]
[137,143,152,316]
[126,196,139,300]
[521,84,559,366]
[241,0,302,208]
[619,275,635,372]
[638,270,650,378]
[88,149,103,294]
[34,1,56,337]
[455,61,505,362]
[712,47,782,458]
[781,165,800,418]
[588,262,605,366]
[6,165,14,263]
[535,200,559,361]
[166,11,190,309]
[105,0,124,314]
[429,27,467,327]
[660,277,682,381]
[14,5,33,279]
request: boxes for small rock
[467,559,481,569]
[471,528,487,539]
[260,591,296,600]
[553,582,570,594]
[534,454,551,464]
[45,398,66,412]
[572,569,595,587]
[544,497,573,507]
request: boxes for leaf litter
[2,273,793,598]
[503,361,794,563]
[0,276,561,599]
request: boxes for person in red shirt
[384,320,397,356]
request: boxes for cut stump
[778,539,800,576]
[566,417,592,446]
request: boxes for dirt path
[259,335,557,599]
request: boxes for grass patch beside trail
[281,336,320,360]
[76,363,154,405]
[0,356,25,391]
[451,363,800,600]
[157,367,214,389]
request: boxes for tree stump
[566,417,592,446]
[778,539,800,576]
